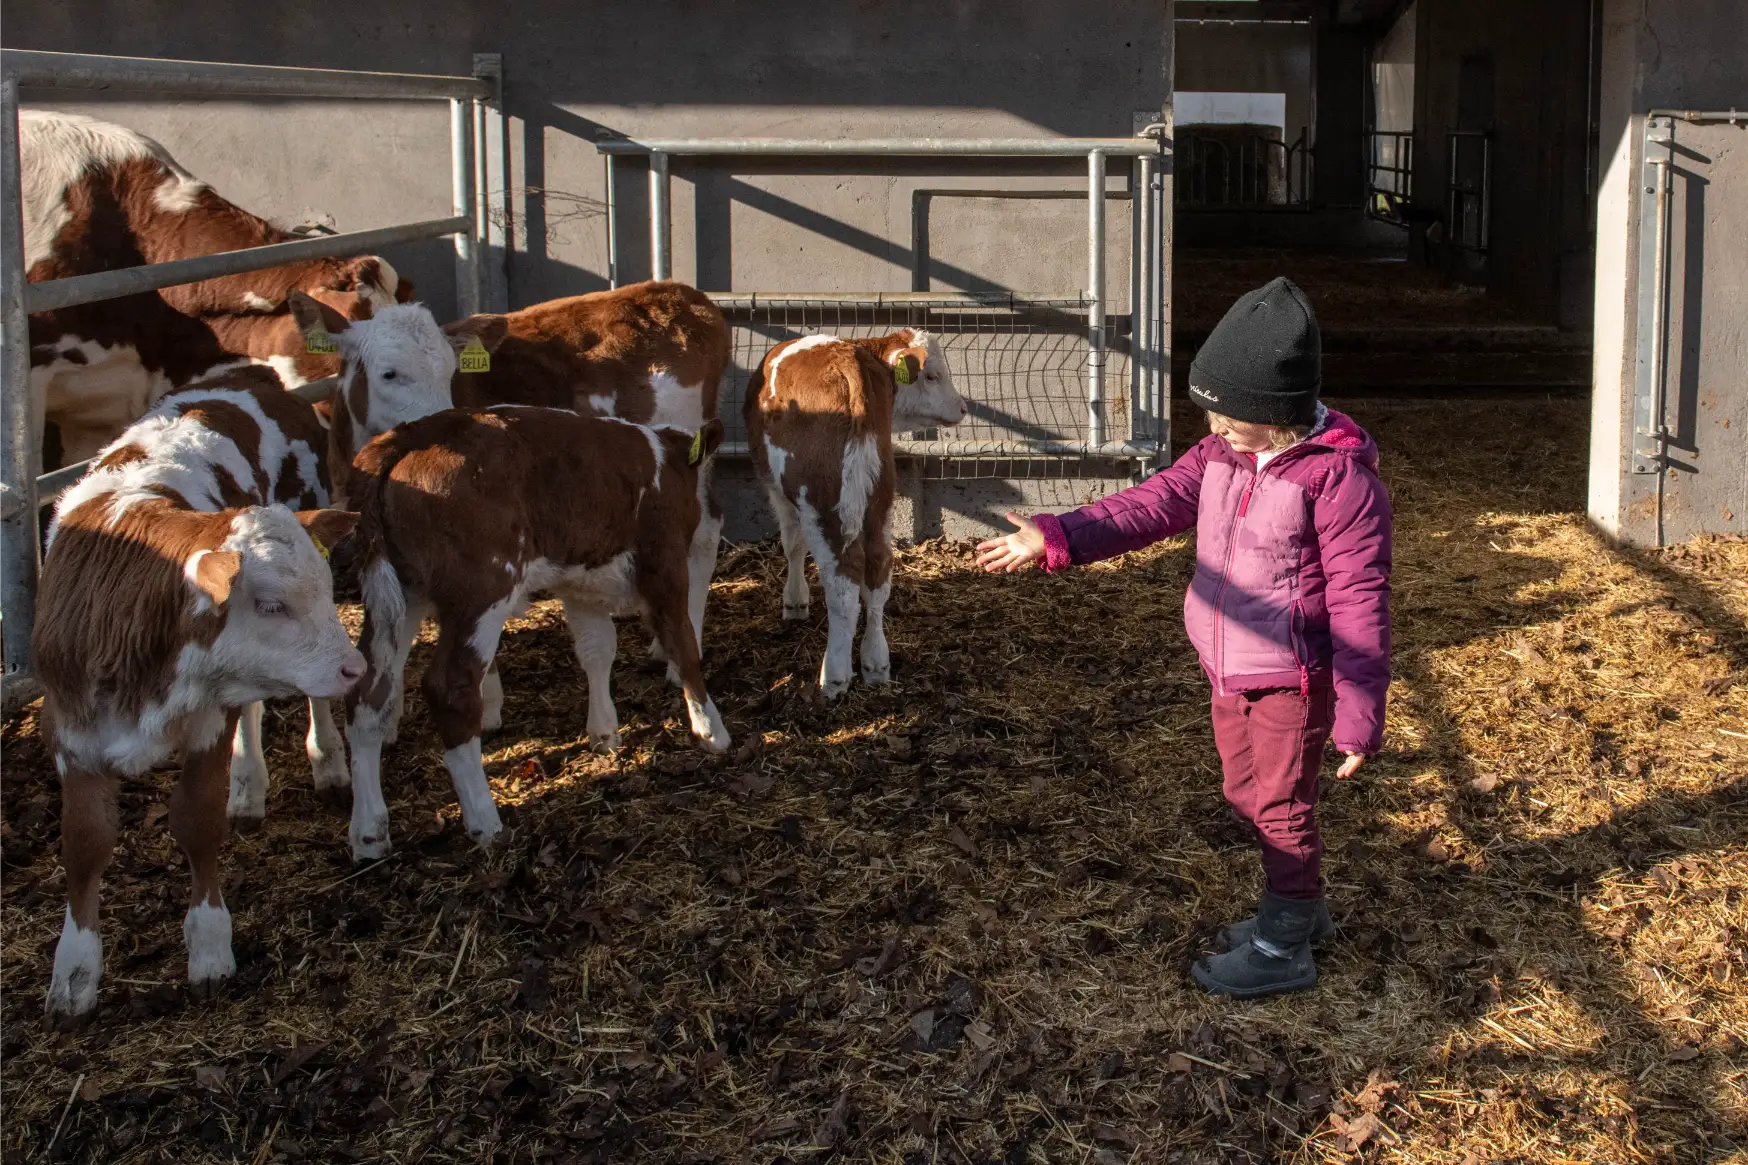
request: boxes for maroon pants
[1210,685,1335,900]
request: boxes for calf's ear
[698,417,725,460]
[310,397,335,431]
[443,314,510,354]
[188,549,242,609]
[295,509,360,556]
[289,291,351,340]
[889,348,926,386]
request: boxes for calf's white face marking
[200,507,365,704]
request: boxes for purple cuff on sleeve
[1034,512,1073,573]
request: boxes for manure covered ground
[4,394,1745,1164]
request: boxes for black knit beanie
[1187,276,1322,427]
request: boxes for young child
[976,277,1392,998]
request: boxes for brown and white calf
[23,110,408,464]
[745,329,968,697]
[33,374,363,1017]
[300,280,727,650]
[343,406,731,861]
[50,366,356,812]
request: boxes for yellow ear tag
[459,336,491,374]
[305,324,337,355]
[893,357,915,386]
[310,535,330,561]
[687,427,706,467]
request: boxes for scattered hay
[3,395,1744,1164]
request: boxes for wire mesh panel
[720,296,1157,480]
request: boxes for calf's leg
[480,660,504,734]
[642,562,730,751]
[172,709,243,995]
[564,601,623,751]
[305,697,348,797]
[347,564,429,861]
[228,701,269,831]
[859,525,894,685]
[422,601,511,848]
[772,486,811,621]
[48,760,119,1018]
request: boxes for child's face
[1207,412,1279,454]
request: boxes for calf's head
[289,294,505,445]
[887,329,969,431]
[191,506,365,703]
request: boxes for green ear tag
[688,427,706,467]
[310,535,330,561]
[459,336,491,374]
[893,357,914,385]
[305,325,337,355]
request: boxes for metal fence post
[649,150,671,281]
[450,97,479,317]
[1150,151,1166,451]
[472,52,507,313]
[604,153,619,288]
[0,76,37,683]
[1134,153,1154,448]
[1085,149,1106,448]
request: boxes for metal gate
[595,136,1170,476]
[0,49,504,707]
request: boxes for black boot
[1193,892,1321,999]
[1219,898,1334,951]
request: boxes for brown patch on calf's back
[33,498,240,723]
[175,398,267,493]
[448,281,729,424]
[97,443,149,472]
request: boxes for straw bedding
[3,394,1744,1163]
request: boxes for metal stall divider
[594,135,1170,469]
[0,49,506,709]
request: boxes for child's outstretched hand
[977,511,1047,573]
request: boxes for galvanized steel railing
[594,134,1170,464]
[0,49,503,706]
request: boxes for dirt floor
[3,394,1745,1164]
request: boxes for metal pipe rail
[1,49,492,100]
[26,216,471,314]
[1,49,503,700]
[596,132,1169,476]
[718,438,1160,460]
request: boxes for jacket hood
[1303,408,1378,472]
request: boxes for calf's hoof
[45,978,99,1023]
[315,783,352,810]
[351,828,393,863]
[309,751,350,794]
[467,822,503,849]
[819,677,850,701]
[590,732,622,754]
[860,663,891,685]
[782,602,810,622]
[228,811,266,836]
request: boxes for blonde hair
[1206,411,1313,451]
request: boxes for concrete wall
[4,0,1174,540]
[1588,0,1748,547]
[1410,0,1594,323]
[5,1,1171,313]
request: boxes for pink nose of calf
[339,651,367,686]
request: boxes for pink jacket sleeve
[1314,460,1393,755]
[1032,440,1211,572]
